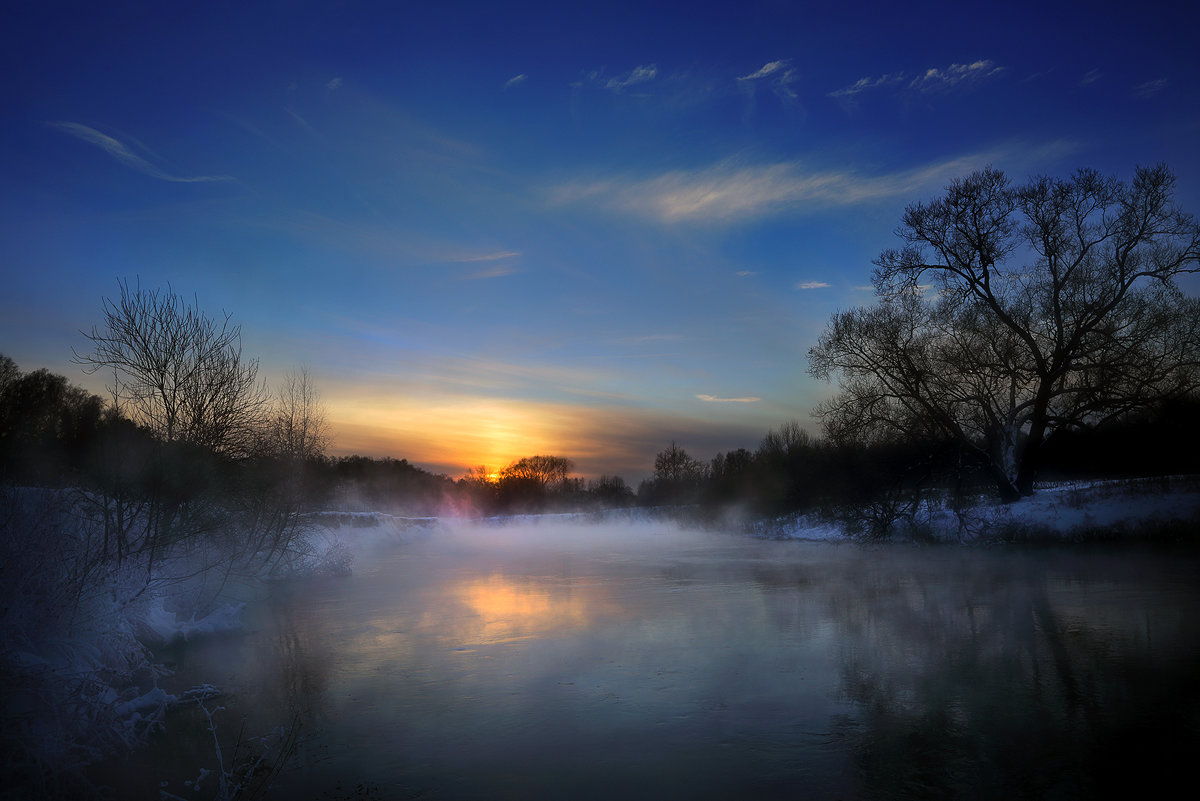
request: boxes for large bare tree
[74,279,268,459]
[809,165,1200,501]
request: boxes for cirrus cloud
[1133,78,1167,98]
[606,64,658,91]
[550,151,1009,224]
[739,60,787,81]
[829,59,1003,100]
[909,59,1005,92]
[49,122,234,183]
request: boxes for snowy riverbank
[752,476,1200,542]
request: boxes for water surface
[152,521,1200,800]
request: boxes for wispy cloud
[909,60,1004,92]
[795,281,830,290]
[326,76,343,91]
[606,64,658,92]
[739,58,800,101]
[450,250,521,263]
[828,73,905,98]
[285,107,320,137]
[829,59,1002,100]
[49,122,233,183]
[504,74,528,90]
[739,60,787,81]
[1134,78,1167,98]
[696,394,761,403]
[551,151,1006,224]
[1079,69,1103,86]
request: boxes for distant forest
[4,351,1199,522]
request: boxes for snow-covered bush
[0,484,336,797]
[1,488,167,787]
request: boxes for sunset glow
[323,387,779,479]
[2,1,1197,480]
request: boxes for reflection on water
[140,524,1200,800]
[825,547,1200,800]
[452,573,624,644]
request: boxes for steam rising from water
[143,515,1200,801]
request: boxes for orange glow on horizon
[322,390,656,479]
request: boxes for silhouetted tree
[641,442,707,505]
[752,421,819,513]
[0,358,105,484]
[706,448,756,507]
[324,456,456,515]
[810,165,1200,501]
[264,366,328,461]
[1038,393,1200,479]
[654,442,705,483]
[496,455,575,512]
[74,279,269,459]
[0,354,16,393]
[498,455,574,487]
[587,474,635,507]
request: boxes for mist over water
[134,520,1200,800]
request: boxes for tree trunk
[1015,463,1038,498]
[1016,413,1050,498]
[990,463,1022,504]
[996,476,1022,504]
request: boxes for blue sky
[2,0,1198,479]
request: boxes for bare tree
[0,354,17,394]
[653,442,706,483]
[642,442,708,506]
[810,165,1200,501]
[758,420,813,460]
[73,279,268,459]
[265,367,328,461]
[72,281,273,574]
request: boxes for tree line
[3,164,1197,525]
[6,340,1197,526]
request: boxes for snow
[142,599,247,644]
[761,477,1200,542]
[114,686,176,717]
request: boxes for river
[120,519,1200,800]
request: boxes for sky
[2,0,1198,481]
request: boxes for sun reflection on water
[453,574,620,644]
